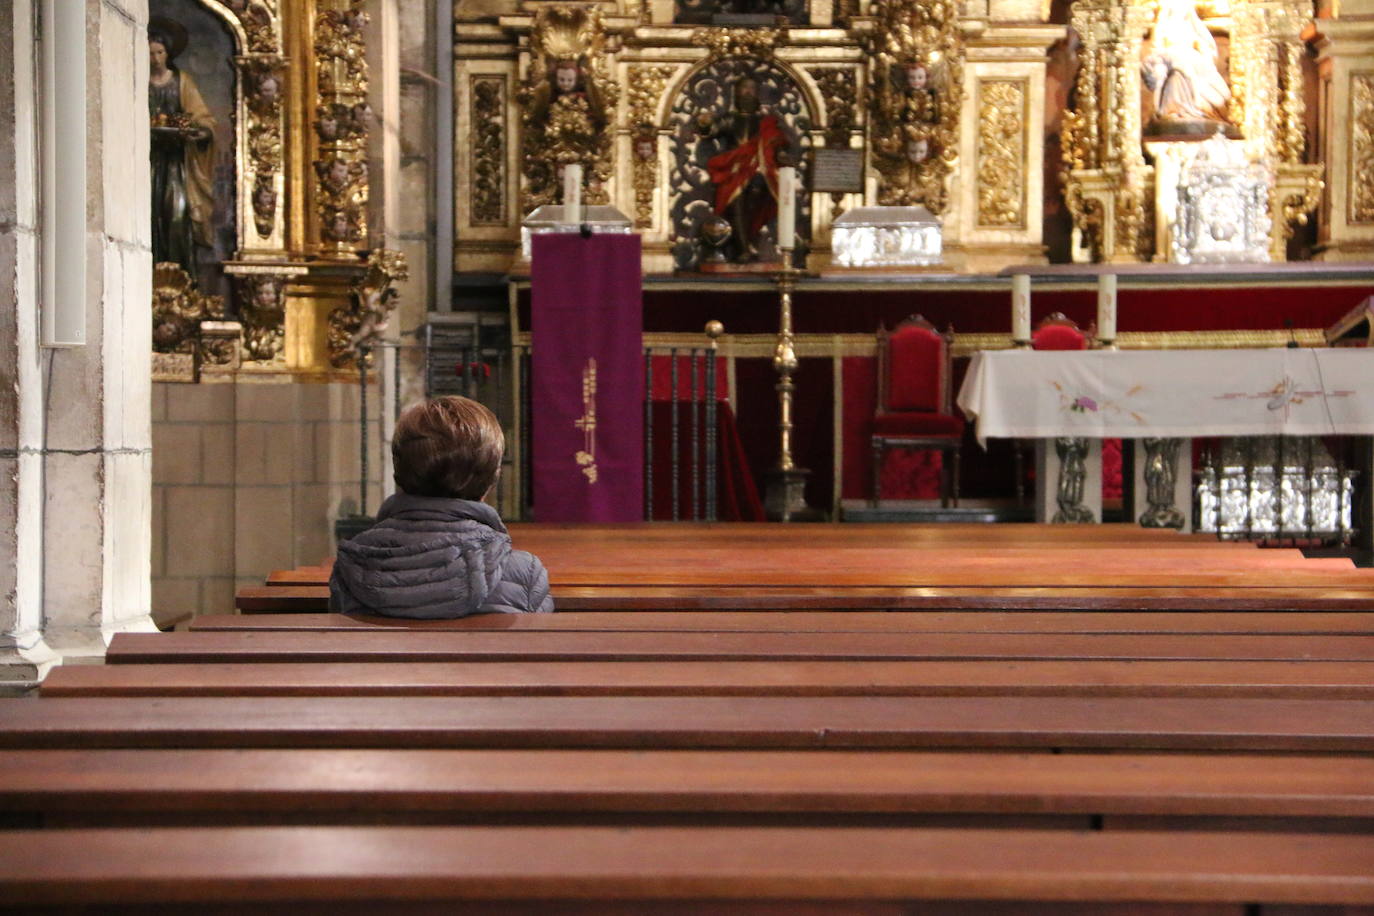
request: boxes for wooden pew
[3,748,1371,829]
[271,552,1369,588]
[190,610,1374,635]
[265,524,1265,586]
[236,584,1374,614]
[5,695,1372,752]
[103,630,1374,664]
[3,825,1373,911]
[39,658,1374,699]
[242,523,1374,614]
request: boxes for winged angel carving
[518,6,619,212]
[867,0,963,212]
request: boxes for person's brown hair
[392,396,504,501]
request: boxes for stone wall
[393,0,440,407]
[1,0,159,689]
[150,379,384,626]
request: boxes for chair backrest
[877,314,952,414]
[1032,312,1094,351]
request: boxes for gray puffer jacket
[329,493,554,618]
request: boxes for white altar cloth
[956,348,1374,447]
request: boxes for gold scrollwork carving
[866,0,963,213]
[1061,0,1155,261]
[519,5,619,214]
[153,262,225,356]
[1063,183,1104,261]
[1114,176,1151,260]
[628,64,676,229]
[1061,39,1099,174]
[328,249,410,370]
[314,1,371,257]
[222,0,285,245]
[223,0,277,54]
[239,54,285,239]
[236,274,287,363]
[1352,73,1374,224]
[471,76,508,226]
[811,67,858,147]
[1282,169,1325,237]
[690,27,779,60]
[976,79,1027,230]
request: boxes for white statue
[1142,0,1231,129]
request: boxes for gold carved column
[1230,0,1323,259]
[1312,4,1374,260]
[1061,0,1156,263]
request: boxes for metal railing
[513,328,725,522]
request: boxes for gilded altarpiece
[1061,0,1322,263]
[453,0,1062,274]
[152,0,407,382]
[1311,2,1374,261]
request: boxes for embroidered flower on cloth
[1051,381,1146,424]
[1070,396,1098,412]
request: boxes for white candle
[1096,272,1118,342]
[1011,273,1031,342]
[563,163,582,224]
[776,166,796,251]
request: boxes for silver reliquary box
[1171,133,1272,265]
[830,206,942,269]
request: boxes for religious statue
[518,6,617,211]
[148,19,216,279]
[694,77,795,262]
[1141,0,1232,133]
[1052,436,1095,524]
[528,58,608,168]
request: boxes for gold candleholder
[763,248,824,522]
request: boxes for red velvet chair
[1031,312,1095,350]
[1025,313,1123,506]
[871,315,964,508]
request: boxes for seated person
[330,396,554,617]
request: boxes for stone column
[0,0,60,688]
[1311,9,1374,261]
[1,0,156,687]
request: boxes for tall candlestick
[1096,272,1118,344]
[1011,273,1031,345]
[776,166,796,252]
[563,163,582,225]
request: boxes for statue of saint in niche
[148,18,216,278]
[694,77,795,262]
[1141,0,1233,135]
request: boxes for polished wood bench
[103,630,1374,664]
[191,610,1374,635]
[3,748,1371,829]
[266,554,1369,588]
[3,825,1372,911]
[236,584,1374,613]
[5,695,1372,752]
[39,659,1374,699]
